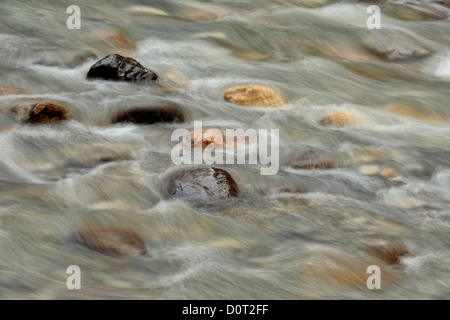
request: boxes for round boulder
[9,102,70,124]
[167,167,238,204]
[113,105,184,125]
[75,224,147,256]
[224,85,284,107]
[320,111,356,127]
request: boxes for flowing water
[0,0,449,299]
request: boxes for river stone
[75,224,147,256]
[385,104,442,122]
[9,102,70,124]
[320,111,356,127]
[0,85,36,96]
[369,245,412,265]
[379,167,398,178]
[189,129,225,149]
[385,3,448,21]
[445,0,450,8]
[363,33,433,62]
[113,105,184,125]
[224,85,284,107]
[87,54,158,82]
[291,150,334,170]
[167,167,238,203]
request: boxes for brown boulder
[224,85,284,107]
[87,54,158,82]
[75,224,146,256]
[9,102,70,124]
[369,245,412,265]
[291,150,334,170]
[113,105,184,125]
[385,104,442,122]
[167,167,238,204]
[0,85,36,96]
[379,167,398,179]
[188,129,225,149]
[320,111,356,127]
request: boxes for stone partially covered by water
[363,32,433,62]
[0,85,36,96]
[291,149,334,170]
[8,102,70,124]
[167,167,238,204]
[368,245,412,265]
[75,224,147,256]
[113,105,184,125]
[224,85,285,107]
[320,111,356,127]
[87,54,158,82]
[188,129,225,149]
[385,3,448,21]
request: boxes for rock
[305,251,396,288]
[291,150,334,170]
[75,224,146,256]
[113,105,184,125]
[87,54,158,82]
[358,165,380,175]
[285,0,329,8]
[385,104,443,122]
[167,167,238,204]
[0,85,36,96]
[379,167,398,178]
[224,85,284,107]
[179,7,219,21]
[385,3,448,21]
[369,245,412,265]
[125,6,169,18]
[9,102,70,124]
[363,33,433,62]
[320,111,356,127]
[188,129,225,149]
[323,44,382,62]
[444,0,450,8]
[69,52,98,68]
[81,29,136,56]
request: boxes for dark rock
[0,85,36,96]
[9,102,70,124]
[87,54,158,82]
[113,105,184,124]
[75,224,147,256]
[291,150,334,170]
[363,33,433,62]
[167,167,238,204]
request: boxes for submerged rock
[188,129,225,149]
[320,111,356,127]
[385,3,448,21]
[379,167,398,179]
[291,150,334,170]
[363,33,433,62]
[167,167,238,204]
[113,105,184,124]
[87,54,158,82]
[385,104,443,122]
[76,224,146,256]
[369,245,412,265]
[9,102,70,124]
[0,85,36,96]
[224,85,284,107]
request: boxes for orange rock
[325,44,382,61]
[379,167,398,178]
[224,85,284,107]
[76,224,146,256]
[369,245,412,265]
[445,0,450,8]
[9,102,70,124]
[188,129,225,149]
[385,104,442,122]
[0,85,36,96]
[320,111,356,127]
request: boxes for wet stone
[87,54,158,82]
[113,105,184,125]
[9,102,70,124]
[224,85,284,107]
[75,224,147,257]
[167,167,238,204]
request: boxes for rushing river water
[0,0,449,299]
